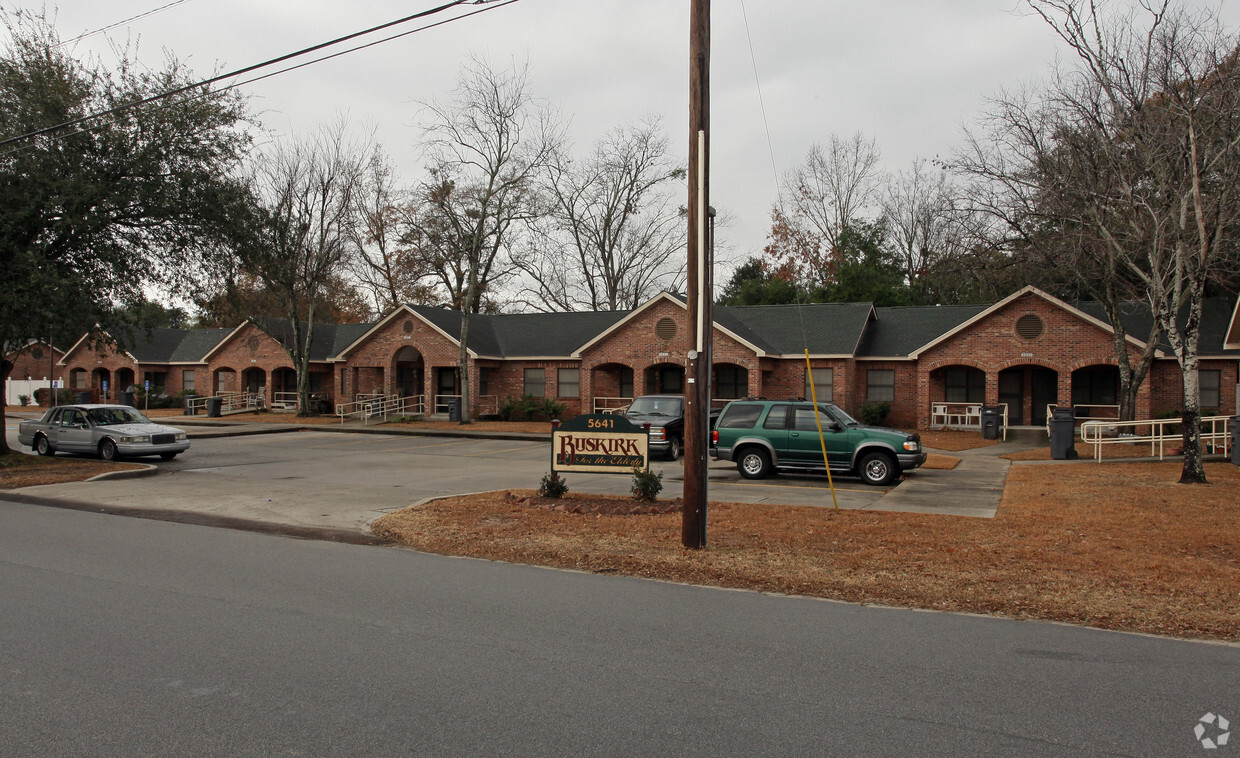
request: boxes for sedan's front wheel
[99,438,119,462]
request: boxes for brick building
[55,287,1240,427]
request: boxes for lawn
[0,453,144,488]
[373,461,1240,641]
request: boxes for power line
[740,0,782,210]
[0,0,506,148]
[58,0,194,48]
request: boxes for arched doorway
[115,368,135,393]
[999,365,1058,426]
[1072,365,1120,419]
[91,367,112,401]
[712,363,748,402]
[242,367,266,395]
[394,346,424,398]
[590,363,634,412]
[645,363,684,394]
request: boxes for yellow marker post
[805,350,839,510]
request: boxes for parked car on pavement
[18,404,190,461]
[710,398,925,485]
[619,394,720,461]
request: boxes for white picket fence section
[4,378,61,406]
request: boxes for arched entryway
[91,367,112,401]
[214,367,238,395]
[645,363,684,394]
[590,363,634,412]
[1072,365,1120,419]
[115,367,135,393]
[712,363,748,402]
[393,346,424,398]
[999,365,1058,426]
[242,367,266,395]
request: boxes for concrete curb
[85,463,160,482]
[0,492,388,546]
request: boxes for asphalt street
[2,501,1236,757]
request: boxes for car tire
[34,435,54,456]
[665,436,681,461]
[859,451,898,486]
[159,452,178,461]
[99,438,119,462]
[736,447,772,479]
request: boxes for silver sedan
[18,404,190,461]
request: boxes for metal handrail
[1080,414,1233,461]
[335,394,425,424]
[594,396,632,414]
[186,390,264,414]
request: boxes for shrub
[33,388,74,406]
[538,471,569,498]
[499,395,567,421]
[630,466,663,503]
[859,401,892,426]
[17,394,30,407]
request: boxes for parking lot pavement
[4,429,900,534]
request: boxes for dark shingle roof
[1073,298,1238,355]
[857,305,989,357]
[254,318,377,362]
[714,302,876,355]
[407,305,628,356]
[113,327,232,363]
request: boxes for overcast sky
[24,0,1240,279]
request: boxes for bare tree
[960,0,1240,482]
[880,158,961,302]
[351,149,437,315]
[517,117,686,311]
[787,133,883,250]
[409,56,561,423]
[241,121,369,416]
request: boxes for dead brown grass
[0,453,145,488]
[1003,440,1174,461]
[914,430,1001,451]
[373,461,1240,641]
[921,453,961,470]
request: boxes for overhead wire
[739,0,781,211]
[0,0,509,149]
[58,0,194,48]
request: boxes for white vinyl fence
[4,378,62,406]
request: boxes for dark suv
[710,399,926,486]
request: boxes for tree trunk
[457,310,472,425]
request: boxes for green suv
[710,399,926,486]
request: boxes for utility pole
[682,0,711,549]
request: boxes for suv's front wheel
[858,451,898,486]
[736,447,772,479]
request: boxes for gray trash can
[448,398,461,422]
[184,395,198,415]
[120,391,135,407]
[1230,416,1240,466]
[76,391,92,404]
[206,397,222,418]
[981,405,1003,440]
[1049,407,1078,460]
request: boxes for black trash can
[1049,406,1078,460]
[1230,416,1240,466]
[120,391,135,407]
[448,398,461,423]
[75,391,92,404]
[206,397,222,418]
[981,405,1003,440]
[183,395,198,416]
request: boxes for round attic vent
[403,319,414,334]
[31,347,43,360]
[247,336,260,353]
[1015,314,1044,340]
[655,317,678,341]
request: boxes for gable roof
[905,285,1155,358]
[572,292,770,357]
[714,302,876,356]
[1223,294,1240,351]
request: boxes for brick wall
[5,343,64,382]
